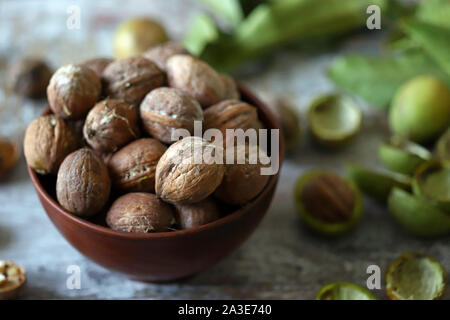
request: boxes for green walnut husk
[388,188,450,237]
[436,128,450,165]
[308,94,362,148]
[379,136,432,175]
[345,164,411,202]
[386,252,446,300]
[412,161,450,213]
[389,75,450,144]
[294,170,362,236]
[316,282,376,300]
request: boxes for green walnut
[294,170,362,236]
[346,164,411,202]
[436,128,450,165]
[389,75,450,144]
[114,17,168,59]
[412,161,450,213]
[316,282,376,300]
[388,188,450,237]
[379,136,432,175]
[308,94,362,148]
[386,252,446,300]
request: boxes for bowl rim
[28,82,284,239]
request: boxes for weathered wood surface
[0,0,448,299]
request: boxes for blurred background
[0,0,449,299]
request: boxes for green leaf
[328,50,450,108]
[198,0,245,27]
[183,13,219,56]
[402,20,450,75]
[415,0,450,29]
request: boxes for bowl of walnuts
[25,45,283,282]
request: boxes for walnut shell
[108,138,167,193]
[102,56,164,105]
[142,42,188,72]
[0,260,26,300]
[221,74,240,100]
[106,192,175,233]
[79,57,113,78]
[215,144,270,205]
[155,136,225,204]
[204,99,263,146]
[167,55,225,108]
[0,138,19,180]
[24,115,78,175]
[56,148,111,217]
[175,198,221,229]
[140,87,203,144]
[47,64,101,120]
[7,57,52,98]
[83,99,140,153]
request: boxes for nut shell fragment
[0,260,26,300]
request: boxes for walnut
[215,144,270,205]
[140,87,203,144]
[79,57,113,78]
[204,99,263,145]
[221,74,240,100]
[0,260,26,300]
[175,198,221,229]
[47,64,101,120]
[56,148,111,217]
[108,138,167,193]
[0,138,19,180]
[102,56,164,105]
[142,42,188,72]
[7,57,52,98]
[24,115,78,175]
[106,192,175,233]
[83,99,140,153]
[155,136,225,204]
[166,55,225,108]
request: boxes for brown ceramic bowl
[28,84,284,282]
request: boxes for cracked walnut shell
[56,148,111,217]
[83,99,140,153]
[47,64,101,120]
[167,55,225,108]
[102,56,164,106]
[24,115,78,175]
[106,192,175,233]
[155,136,225,204]
[140,87,203,144]
[108,138,167,193]
[0,260,26,300]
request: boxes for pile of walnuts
[24,42,270,233]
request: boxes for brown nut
[83,99,140,153]
[155,136,225,204]
[266,97,300,151]
[0,138,19,180]
[221,74,240,100]
[142,42,188,72]
[79,57,113,78]
[102,56,164,106]
[56,148,111,217]
[24,115,78,175]
[108,138,167,193]
[47,64,101,120]
[215,144,270,205]
[7,57,52,98]
[140,87,203,144]
[106,192,175,233]
[0,260,26,300]
[175,198,221,229]
[167,55,225,108]
[204,99,263,145]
